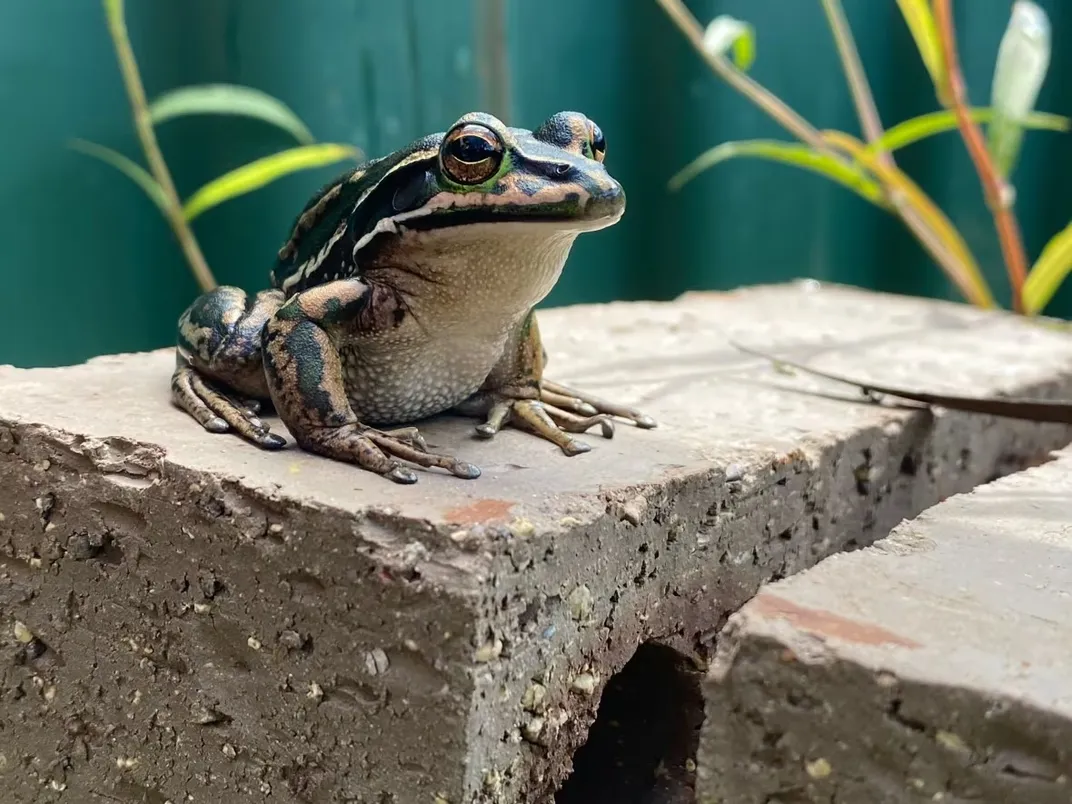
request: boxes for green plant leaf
[183,143,360,221]
[68,138,169,215]
[702,15,756,70]
[895,0,948,103]
[149,84,316,145]
[1022,219,1072,315]
[668,139,885,206]
[870,108,1069,155]
[987,0,1052,177]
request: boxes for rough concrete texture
[698,446,1072,804]
[1,282,1071,804]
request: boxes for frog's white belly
[338,330,511,426]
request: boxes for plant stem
[655,0,841,158]
[663,0,989,308]
[819,0,992,307]
[906,213,976,298]
[104,0,217,292]
[475,0,513,124]
[819,0,889,164]
[933,0,1028,313]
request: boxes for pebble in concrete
[698,447,1072,804]
[1,282,1071,804]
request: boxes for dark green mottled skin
[171,111,655,484]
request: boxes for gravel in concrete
[698,447,1072,804]
[1,282,1071,803]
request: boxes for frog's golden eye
[587,120,606,163]
[441,123,504,185]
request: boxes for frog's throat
[364,221,586,319]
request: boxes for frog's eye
[587,120,606,163]
[441,123,504,185]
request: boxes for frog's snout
[582,176,626,221]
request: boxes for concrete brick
[1,282,1070,804]
[698,448,1072,804]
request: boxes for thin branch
[655,0,841,158]
[818,0,989,304]
[475,0,513,124]
[898,205,986,303]
[933,0,1028,313]
[819,0,890,165]
[658,0,994,309]
[731,340,1072,423]
[105,0,217,292]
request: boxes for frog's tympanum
[171,111,656,484]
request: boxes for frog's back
[269,134,442,296]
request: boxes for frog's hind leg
[171,286,288,449]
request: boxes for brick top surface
[2,282,1071,534]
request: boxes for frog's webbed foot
[294,424,479,485]
[172,361,287,449]
[540,379,657,431]
[263,279,480,485]
[171,286,288,449]
[458,391,615,457]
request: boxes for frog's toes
[365,429,482,480]
[473,398,513,438]
[542,406,616,439]
[298,424,481,483]
[230,393,265,417]
[540,379,657,430]
[251,430,288,450]
[559,438,592,456]
[378,426,429,453]
[172,365,286,450]
[386,465,419,485]
[468,394,612,454]
[204,416,230,434]
[472,397,600,456]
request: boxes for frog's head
[372,111,625,237]
[426,110,625,229]
[274,112,626,299]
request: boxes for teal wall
[2,0,1069,368]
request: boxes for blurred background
[2,0,1069,368]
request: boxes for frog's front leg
[456,312,656,456]
[171,286,289,448]
[262,279,481,485]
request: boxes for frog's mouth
[400,185,625,230]
[353,199,623,254]
[403,205,623,231]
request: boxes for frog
[170,110,656,484]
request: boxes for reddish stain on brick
[444,499,515,525]
[752,592,921,649]
[772,448,808,470]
